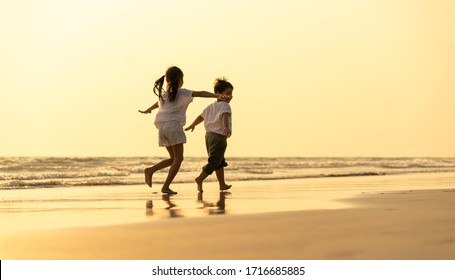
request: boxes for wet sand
[1,172,455,259]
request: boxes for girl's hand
[218,94,233,102]
[138,108,152,114]
[185,125,195,132]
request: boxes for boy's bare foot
[161,187,177,195]
[219,183,232,191]
[144,167,154,188]
[195,177,204,193]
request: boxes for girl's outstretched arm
[138,102,158,114]
[192,91,232,101]
[185,115,204,132]
[192,91,219,98]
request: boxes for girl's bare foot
[195,177,204,192]
[219,183,232,191]
[144,167,154,188]
[161,187,177,195]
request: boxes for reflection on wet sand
[146,192,231,218]
[145,200,153,216]
[146,194,183,218]
[197,192,230,215]
[162,194,183,218]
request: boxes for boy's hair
[214,77,233,94]
[153,66,184,103]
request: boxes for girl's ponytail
[154,66,184,103]
[166,66,183,103]
[153,75,165,101]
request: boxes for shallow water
[2,157,455,189]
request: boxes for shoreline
[1,172,455,259]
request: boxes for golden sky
[1,0,454,157]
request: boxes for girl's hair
[214,77,233,93]
[153,66,184,103]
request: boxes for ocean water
[1,157,455,189]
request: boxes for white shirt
[154,88,193,128]
[201,101,232,137]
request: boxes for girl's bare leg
[144,146,174,188]
[161,144,184,194]
[216,168,231,191]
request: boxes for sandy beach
[1,172,455,259]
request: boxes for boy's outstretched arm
[221,113,231,137]
[185,115,204,132]
[138,102,158,114]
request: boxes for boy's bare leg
[195,171,209,193]
[216,167,231,191]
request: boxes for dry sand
[1,173,455,259]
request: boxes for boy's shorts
[158,121,186,147]
[203,132,228,174]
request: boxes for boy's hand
[223,127,232,137]
[185,125,195,132]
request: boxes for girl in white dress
[139,66,231,194]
